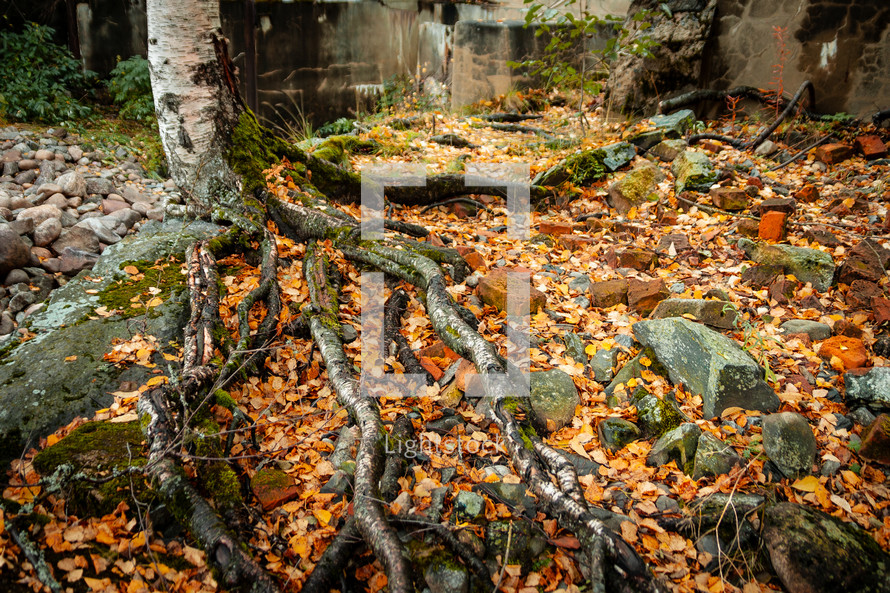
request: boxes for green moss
[189,418,243,511]
[97,257,186,318]
[566,149,608,185]
[214,389,237,410]
[32,421,151,516]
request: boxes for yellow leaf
[65,355,77,362]
[313,509,332,526]
[123,265,140,275]
[585,344,597,356]
[145,376,168,387]
[146,297,163,308]
[162,353,178,361]
[791,475,821,492]
[639,356,651,367]
[46,434,60,446]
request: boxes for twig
[420,197,492,214]
[746,80,815,150]
[768,136,832,171]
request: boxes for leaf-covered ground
[3,98,889,593]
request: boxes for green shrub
[108,55,155,121]
[0,22,93,122]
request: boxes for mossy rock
[597,417,641,453]
[632,388,687,439]
[671,150,717,193]
[738,238,836,292]
[32,421,151,516]
[532,142,635,187]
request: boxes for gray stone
[763,503,890,593]
[8,290,36,313]
[633,318,780,418]
[607,162,664,215]
[850,406,877,427]
[55,171,86,197]
[647,423,701,473]
[656,495,680,513]
[6,217,34,236]
[75,218,122,245]
[35,183,62,197]
[3,269,29,285]
[121,186,149,204]
[780,320,832,341]
[528,369,580,434]
[0,225,31,275]
[844,367,890,411]
[424,559,469,593]
[597,417,641,453]
[453,491,485,521]
[563,332,587,365]
[33,218,62,247]
[52,226,100,255]
[762,412,817,478]
[14,170,37,185]
[568,274,591,292]
[16,204,62,227]
[43,193,68,209]
[68,146,83,161]
[672,150,717,193]
[754,140,779,157]
[0,312,14,336]
[738,238,835,292]
[650,109,696,137]
[591,347,619,382]
[319,469,352,497]
[693,432,742,479]
[106,209,142,230]
[85,177,115,195]
[57,248,99,274]
[650,298,739,329]
[474,480,536,514]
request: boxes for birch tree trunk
[147,0,244,208]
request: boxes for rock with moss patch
[693,432,742,479]
[632,389,687,438]
[529,369,580,434]
[650,139,688,162]
[424,557,469,593]
[650,298,739,329]
[532,142,635,187]
[32,421,149,515]
[252,468,300,510]
[597,417,641,453]
[0,219,223,465]
[671,150,717,193]
[607,162,665,215]
[738,238,835,292]
[763,502,890,593]
[632,318,780,418]
[647,422,701,474]
[650,110,696,137]
[454,490,485,521]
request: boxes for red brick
[589,279,629,308]
[448,202,477,218]
[699,141,724,153]
[872,297,890,327]
[539,221,574,235]
[758,211,787,242]
[455,245,475,256]
[817,335,869,370]
[757,198,796,216]
[814,143,853,165]
[736,219,760,238]
[477,268,546,313]
[795,184,819,203]
[252,469,300,511]
[709,187,748,211]
[462,251,487,272]
[832,320,864,339]
[454,358,477,391]
[854,135,887,159]
[558,235,597,251]
[585,218,612,231]
[657,207,678,225]
[417,341,461,362]
[746,176,764,189]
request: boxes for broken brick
[872,297,890,327]
[832,320,864,339]
[794,184,819,203]
[462,251,487,272]
[558,235,597,251]
[736,218,760,238]
[252,468,300,511]
[627,278,668,315]
[758,211,787,242]
[477,267,546,313]
[757,198,796,216]
[589,279,629,308]
[605,247,657,271]
[845,279,882,310]
[859,414,890,465]
[746,176,764,189]
[814,143,853,165]
[417,341,461,362]
[418,356,444,381]
[854,135,888,159]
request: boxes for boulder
[528,369,580,434]
[632,318,780,418]
[650,298,738,329]
[844,367,890,411]
[0,225,31,274]
[763,502,890,593]
[738,238,835,292]
[633,389,686,438]
[671,150,717,193]
[646,422,701,473]
[607,162,664,215]
[692,432,741,479]
[532,142,635,187]
[762,412,817,478]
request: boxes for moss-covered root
[303,243,412,593]
[137,387,278,593]
[1,503,63,593]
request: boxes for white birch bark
[147,0,242,207]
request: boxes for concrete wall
[704,0,890,117]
